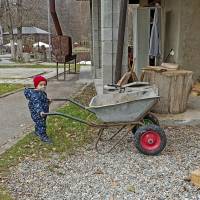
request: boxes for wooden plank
[161,62,179,70]
[191,169,200,188]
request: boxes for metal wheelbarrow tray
[44,85,167,156]
[89,86,159,123]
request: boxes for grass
[0,186,12,200]
[0,84,97,199]
[73,47,90,53]
[0,83,24,96]
[0,85,96,173]
[0,103,96,173]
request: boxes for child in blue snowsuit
[24,75,52,144]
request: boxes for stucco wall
[101,0,128,86]
[163,0,181,63]
[178,0,200,80]
[164,0,200,80]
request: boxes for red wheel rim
[140,131,161,151]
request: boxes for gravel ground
[5,126,200,200]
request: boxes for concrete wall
[178,0,200,80]
[101,0,128,86]
[133,6,150,78]
[163,0,181,63]
[92,0,101,79]
[163,0,200,80]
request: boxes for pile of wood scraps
[117,64,138,87]
[192,82,200,96]
[142,63,179,72]
[141,63,179,81]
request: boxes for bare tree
[16,0,23,61]
[1,0,43,60]
[5,0,16,59]
[1,0,91,60]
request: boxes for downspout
[115,0,128,83]
[49,0,63,36]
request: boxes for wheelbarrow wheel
[134,124,166,156]
[132,113,159,134]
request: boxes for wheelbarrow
[43,86,167,155]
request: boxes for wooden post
[64,62,66,80]
[142,68,193,114]
[115,0,128,83]
[56,62,59,80]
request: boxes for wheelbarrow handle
[43,112,97,127]
[51,98,94,113]
[43,112,140,129]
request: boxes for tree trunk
[5,0,16,60]
[10,39,15,60]
[16,36,23,61]
[142,69,193,114]
[16,0,23,62]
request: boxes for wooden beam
[115,0,128,83]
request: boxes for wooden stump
[142,69,193,114]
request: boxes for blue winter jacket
[24,88,49,122]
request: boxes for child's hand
[48,99,52,105]
[40,112,45,117]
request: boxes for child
[24,75,52,144]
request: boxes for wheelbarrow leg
[98,125,126,142]
[95,126,129,154]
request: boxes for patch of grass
[73,47,90,53]
[0,84,97,175]
[0,186,12,200]
[0,83,24,95]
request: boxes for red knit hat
[33,75,47,88]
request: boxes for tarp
[33,42,49,48]
[4,42,18,46]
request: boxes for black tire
[132,113,159,134]
[134,124,167,156]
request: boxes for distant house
[3,26,50,47]
[3,26,50,36]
